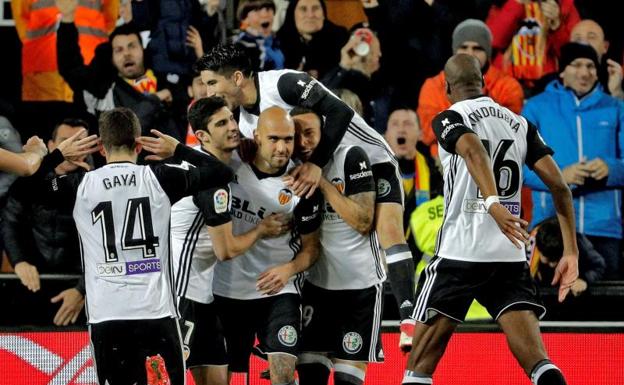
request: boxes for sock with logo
[334,363,365,385]
[297,353,332,385]
[531,359,567,385]
[386,244,416,320]
[402,370,433,384]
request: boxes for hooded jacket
[523,80,624,239]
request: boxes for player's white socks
[402,370,433,384]
[531,359,567,385]
[334,363,366,385]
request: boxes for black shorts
[412,257,546,323]
[372,162,403,205]
[213,294,301,373]
[89,317,185,385]
[300,282,384,362]
[178,297,228,368]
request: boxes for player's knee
[334,362,366,385]
[530,359,567,385]
[269,353,296,384]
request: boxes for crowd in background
[1,0,623,325]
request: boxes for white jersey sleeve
[307,145,386,290]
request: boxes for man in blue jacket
[523,42,624,280]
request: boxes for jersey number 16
[477,139,520,198]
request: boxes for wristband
[484,195,500,212]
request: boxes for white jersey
[237,70,395,166]
[433,96,552,263]
[170,149,241,304]
[307,145,386,290]
[73,163,176,323]
[212,161,320,300]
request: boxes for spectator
[234,0,285,72]
[56,1,180,140]
[322,28,382,128]
[145,0,226,137]
[12,0,118,140]
[570,19,624,99]
[418,19,524,156]
[276,0,349,79]
[486,0,580,92]
[183,72,208,146]
[332,88,364,117]
[523,42,624,280]
[383,108,441,266]
[361,0,461,110]
[531,217,605,296]
[1,119,93,326]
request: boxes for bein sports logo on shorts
[97,260,161,276]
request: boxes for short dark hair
[98,107,140,152]
[52,118,90,141]
[535,217,563,262]
[290,106,324,129]
[194,44,254,77]
[187,96,228,134]
[109,22,143,46]
[237,0,275,21]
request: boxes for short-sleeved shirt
[307,145,386,290]
[171,147,241,304]
[212,160,321,300]
[432,96,553,262]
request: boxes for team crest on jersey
[213,189,229,213]
[277,325,298,347]
[342,332,363,354]
[331,178,345,194]
[377,178,391,197]
[278,189,293,205]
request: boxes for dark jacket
[276,0,349,79]
[1,171,81,274]
[56,22,180,139]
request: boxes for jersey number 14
[91,197,160,263]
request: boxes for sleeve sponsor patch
[213,189,229,214]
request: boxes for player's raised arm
[151,146,234,204]
[277,72,354,168]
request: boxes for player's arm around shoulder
[318,146,375,235]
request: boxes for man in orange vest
[12,0,118,137]
[417,19,524,158]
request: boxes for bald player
[402,54,578,385]
[570,19,623,99]
[211,106,322,385]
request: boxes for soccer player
[402,54,578,385]
[139,96,290,385]
[196,44,417,349]
[289,107,385,385]
[40,107,233,385]
[211,106,321,385]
